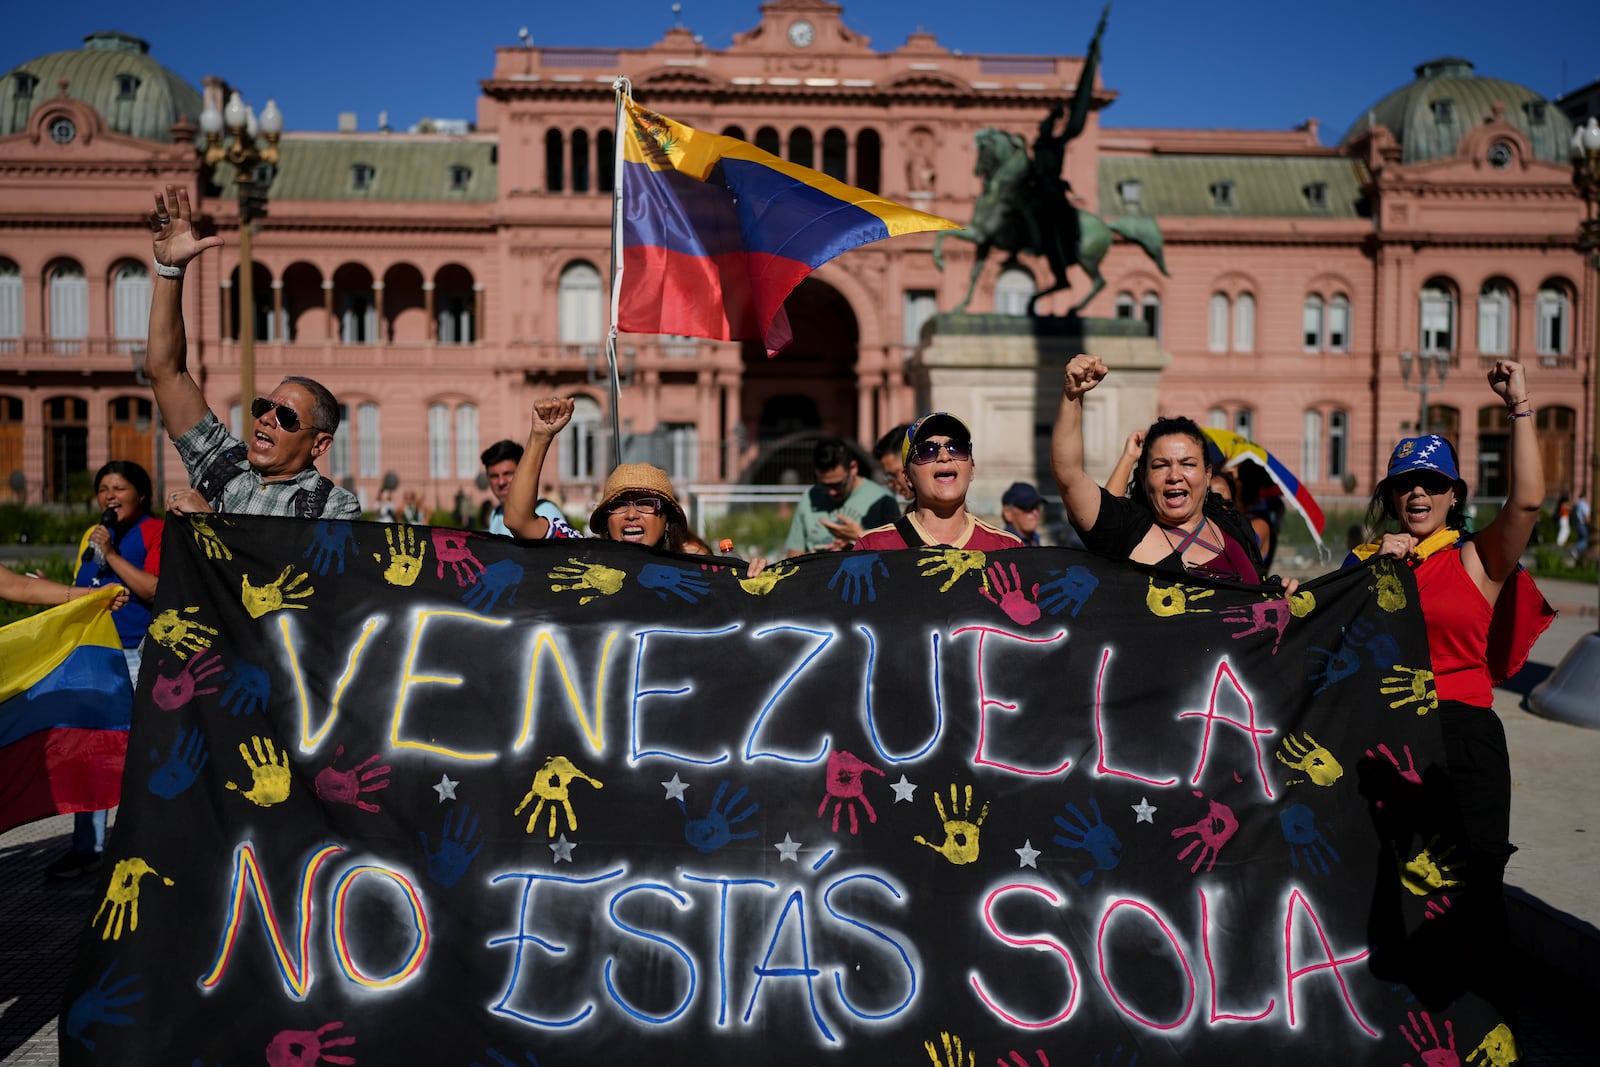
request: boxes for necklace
[1158,518,1224,567]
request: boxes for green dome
[1340,58,1573,165]
[1,31,203,142]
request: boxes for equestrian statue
[931,6,1169,316]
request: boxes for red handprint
[1221,599,1293,655]
[313,745,391,813]
[1365,741,1423,810]
[266,1020,355,1067]
[980,561,1041,626]
[150,651,224,711]
[1401,1009,1459,1067]
[431,529,486,587]
[1423,896,1453,921]
[1171,794,1239,873]
[817,750,885,834]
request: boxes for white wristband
[152,259,185,279]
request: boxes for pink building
[1,7,1590,520]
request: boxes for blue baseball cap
[1381,435,1468,498]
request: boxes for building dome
[1339,58,1573,165]
[0,30,203,142]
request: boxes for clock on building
[787,19,814,47]
[49,117,77,145]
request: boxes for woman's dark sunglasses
[251,397,321,434]
[606,495,665,515]
[909,439,973,465]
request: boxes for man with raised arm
[145,183,359,520]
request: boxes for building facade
[2,4,1591,522]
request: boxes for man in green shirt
[785,438,900,556]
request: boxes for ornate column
[322,280,335,341]
[473,283,486,343]
[371,281,385,344]
[423,281,437,342]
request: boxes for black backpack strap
[295,476,336,520]
[195,444,250,508]
[892,514,925,547]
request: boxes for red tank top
[1413,547,1493,707]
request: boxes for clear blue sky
[7,1,1599,140]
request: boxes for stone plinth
[908,314,1169,513]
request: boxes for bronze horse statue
[932,126,1169,316]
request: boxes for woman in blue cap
[1350,358,1546,1028]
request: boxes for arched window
[327,403,350,479]
[1327,294,1350,352]
[1419,281,1455,354]
[560,395,603,482]
[994,269,1035,316]
[1327,409,1348,478]
[788,128,814,168]
[357,401,380,479]
[43,395,88,501]
[754,127,780,157]
[821,128,848,182]
[49,261,88,354]
[112,262,150,353]
[1208,293,1229,352]
[428,403,451,479]
[455,403,479,478]
[1113,291,1135,319]
[571,129,590,193]
[1206,407,1228,429]
[1234,409,1254,438]
[1141,292,1161,340]
[596,130,615,192]
[1477,281,1511,356]
[545,129,565,192]
[721,125,746,141]
[558,263,604,345]
[1233,292,1255,352]
[1,394,25,496]
[1301,410,1323,481]
[1536,285,1570,355]
[1302,294,1325,351]
[0,258,22,347]
[856,128,882,193]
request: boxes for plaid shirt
[173,411,361,520]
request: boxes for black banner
[62,516,1506,1065]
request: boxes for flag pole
[605,77,631,472]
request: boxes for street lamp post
[199,90,282,409]
[1398,349,1448,435]
[1528,115,1600,728]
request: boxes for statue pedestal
[909,314,1168,513]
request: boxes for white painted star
[1015,839,1041,868]
[661,773,689,801]
[775,833,802,862]
[1132,797,1157,824]
[890,775,917,803]
[432,774,458,802]
[550,833,576,863]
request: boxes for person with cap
[1344,359,1546,1027]
[1000,482,1045,546]
[853,413,1021,551]
[1050,355,1273,584]
[785,438,901,557]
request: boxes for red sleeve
[140,516,164,577]
[853,527,906,551]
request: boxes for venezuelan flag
[0,587,131,834]
[1202,427,1327,555]
[619,98,957,355]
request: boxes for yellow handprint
[241,565,315,619]
[738,561,798,596]
[1373,561,1408,613]
[373,524,428,586]
[913,783,989,866]
[1146,578,1216,617]
[1466,1023,1519,1066]
[923,1030,975,1067]
[1400,839,1461,896]
[918,549,988,594]
[93,857,174,941]
[147,606,218,660]
[548,559,626,605]
[1380,664,1438,715]
[514,755,604,836]
[1288,589,1316,617]
[225,735,292,807]
[1276,732,1343,786]
[189,514,233,561]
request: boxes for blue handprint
[219,659,270,716]
[463,558,525,613]
[65,960,142,1051]
[638,563,711,604]
[419,803,485,888]
[147,726,208,799]
[1280,802,1340,876]
[679,780,759,854]
[829,553,888,604]
[302,520,356,576]
[472,1047,542,1067]
[1307,640,1360,695]
[1037,566,1100,617]
[1361,631,1403,671]
[1052,798,1124,885]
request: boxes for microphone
[82,508,117,564]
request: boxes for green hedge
[0,504,102,547]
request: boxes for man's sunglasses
[606,495,666,515]
[251,397,323,434]
[909,439,973,465]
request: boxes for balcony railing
[1,337,146,358]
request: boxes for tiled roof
[1,31,203,142]
[215,137,499,202]
[1097,156,1366,219]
